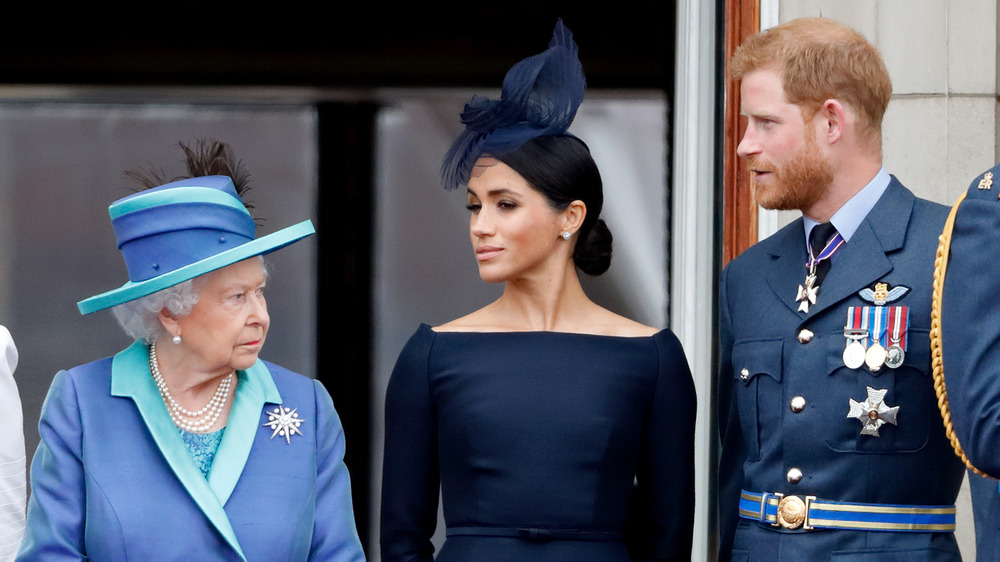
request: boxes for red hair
[730,17,892,146]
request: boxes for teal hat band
[109,185,250,220]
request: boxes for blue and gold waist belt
[739,490,955,532]
[446,526,623,542]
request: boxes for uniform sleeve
[309,380,366,561]
[716,264,745,562]
[380,328,439,562]
[0,328,24,561]
[941,169,1000,476]
[627,330,696,562]
[17,370,86,561]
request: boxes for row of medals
[842,307,906,372]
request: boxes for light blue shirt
[803,167,891,256]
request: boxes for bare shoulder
[433,306,505,333]
[589,308,660,337]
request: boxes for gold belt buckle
[775,494,815,530]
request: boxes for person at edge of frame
[17,140,366,561]
[934,159,1000,562]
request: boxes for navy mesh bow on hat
[440,19,586,191]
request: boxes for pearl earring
[172,335,182,345]
[560,231,572,240]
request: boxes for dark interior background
[1,7,674,90]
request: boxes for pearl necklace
[149,343,233,433]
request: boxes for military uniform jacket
[939,163,1000,561]
[718,178,966,561]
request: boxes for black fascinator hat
[441,19,586,191]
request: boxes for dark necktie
[809,222,838,287]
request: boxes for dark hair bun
[573,218,613,276]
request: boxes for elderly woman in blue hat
[18,142,365,561]
[380,21,695,562]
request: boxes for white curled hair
[109,256,269,344]
[111,279,200,344]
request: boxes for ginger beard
[747,132,834,212]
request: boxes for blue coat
[717,178,966,561]
[939,163,1000,561]
[17,341,366,561]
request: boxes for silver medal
[885,344,904,369]
[843,329,868,369]
[844,341,867,369]
[884,306,906,369]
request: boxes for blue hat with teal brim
[77,175,314,315]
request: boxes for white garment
[0,327,24,561]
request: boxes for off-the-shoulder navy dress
[380,324,696,561]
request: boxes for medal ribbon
[805,231,846,269]
[870,306,887,347]
[846,306,862,332]
[842,306,870,369]
[889,306,909,350]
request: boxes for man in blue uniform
[935,164,1000,560]
[718,17,966,561]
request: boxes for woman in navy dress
[380,21,696,562]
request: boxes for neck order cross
[795,223,844,313]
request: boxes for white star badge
[847,386,899,437]
[262,405,306,444]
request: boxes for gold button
[790,396,806,413]
[777,495,807,529]
[740,368,749,380]
[786,467,803,484]
[797,329,813,343]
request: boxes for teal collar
[110,341,282,561]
